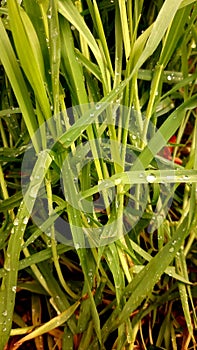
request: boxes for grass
[0,0,197,349]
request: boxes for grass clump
[0,0,197,349]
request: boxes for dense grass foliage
[0,0,197,349]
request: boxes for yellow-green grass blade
[38,262,78,333]
[75,49,102,81]
[176,251,195,341]
[105,215,191,335]
[58,0,106,83]
[0,19,39,151]
[92,0,114,78]
[53,94,197,172]
[48,0,61,117]
[118,0,131,60]
[60,17,88,106]
[0,245,71,279]
[158,4,194,68]
[23,0,52,93]
[104,243,125,305]
[136,0,184,71]
[179,0,197,8]
[135,94,197,170]
[13,301,80,348]
[0,150,52,348]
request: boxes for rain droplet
[29,184,40,198]
[146,174,156,183]
[167,75,172,81]
[95,104,101,110]
[114,178,122,185]
[169,247,174,253]
[75,243,80,250]
[23,217,28,225]
[182,175,190,181]
[2,311,7,317]
[13,218,19,226]
[12,286,17,293]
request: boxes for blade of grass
[48,0,61,117]
[118,0,131,60]
[13,301,80,349]
[0,19,39,151]
[7,0,51,122]
[103,215,191,337]
[0,149,52,348]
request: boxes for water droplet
[182,175,190,181]
[2,327,7,332]
[4,265,10,272]
[169,247,174,253]
[146,174,156,183]
[90,113,94,117]
[114,178,121,185]
[13,218,19,226]
[167,75,172,81]
[12,286,17,293]
[2,311,7,317]
[75,243,80,250]
[23,217,28,225]
[95,104,101,110]
[29,184,40,198]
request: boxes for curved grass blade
[7,0,51,122]
[13,301,80,349]
[0,19,39,151]
[0,150,52,349]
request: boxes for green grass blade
[58,0,105,81]
[7,0,51,121]
[60,16,88,106]
[136,0,184,70]
[106,215,190,334]
[118,0,131,60]
[159,5,193,67]
[0,19,39,151]
[48,0,61,116]
[0,150,52,348]
[104,243,125,305]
